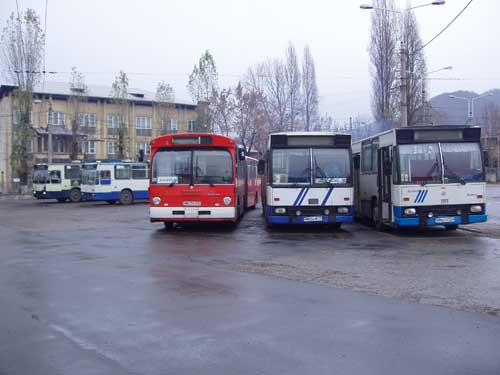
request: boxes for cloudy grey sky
[1,0,498,121]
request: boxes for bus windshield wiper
[444,164,466,185]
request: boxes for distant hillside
[428,89,500,126]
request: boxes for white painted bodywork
[266,186,353,207]
[150,206,235,220]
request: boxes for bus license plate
[435,217,455,223]
[303,216,323,222]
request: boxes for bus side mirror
[238,147,246,161]
[258,160,265,175]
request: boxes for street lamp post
[360,1,446,127]
[47,97,53,164]
[448,93,493,126]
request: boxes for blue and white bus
[352,126,487,230]
[32,162,82,202]
[258,132,354,228]
[81,161,149,205]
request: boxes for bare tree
[68,67,87,160]
[110,71,129,158]
[187,50,218,132]
[261,59,289,133]
[212,88,234,136]
[155,81,175,135]
[285,42,302,131]
[302,45,319,131]
[402,6,427,126]
[1,9,44,189]
[369,0,399,123]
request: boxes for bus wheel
[445,224,458,231]
[164,222,174,230]
[119,190,134,205]
[106,200,116,205]
[69,188,81,203]
[56,198,67,203]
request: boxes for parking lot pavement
[0,198,500,374]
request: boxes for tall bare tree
[155,81,175,135]
[369,0,399,123]
[302,45,319,131]
[285,42,302,131]
[1,9,44,188]
[261,59,289,133]
[110,71,129,158]
[402,6,427,126]
[68,67,88,160]
[187,50,218,132]
[212,88,234,136]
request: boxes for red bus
[149,133,260,228]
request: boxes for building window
[78,113,97,127]
[82,140,96,155]
[107,114,123,128]
[187,120,196,132]
[48,111,65,126]
[53,137,66,153]
[107,141,117,156]
[13,111,33,125]
[136,142,151,155]
[136,116,152,136]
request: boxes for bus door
[377,146,392,225]
[353,154,361,215]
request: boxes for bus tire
[119,190,134,205]
[163,222,174,230]
[445,224,458,231]
[332,222,342,229]
[371,199,383,231]
[56,198,67,203]
[69,188,81,203]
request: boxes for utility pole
[422,87,426,126]
[400,44,408,128]
[47,97,53,164]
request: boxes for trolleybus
[352,126,487,230]
[81,160,149,205]
[259,132,354,227]
[149,133,259,228]
[32,162,82,202]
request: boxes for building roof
[0,81,197,109]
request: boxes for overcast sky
[1,0,499,121]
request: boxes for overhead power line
[421,0,474,50]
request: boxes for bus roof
[150,132,236,149]
[270,131,349,137]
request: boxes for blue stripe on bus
[293,188,306,206]
[297,188,310,206]
[321,187,334,206]
[421,190,428,203]
[414,190,422,203]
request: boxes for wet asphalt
[1,192,500,374]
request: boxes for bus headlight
[296,210,302,216]
[274,207,286,214]
[223,197,232,206]
[337,207,349,214]
[470,205,482,213]
[152,196,161,206]
[404,208,416,216]
[324,209,330,215]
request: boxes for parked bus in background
[149,133,257,228]
[81,160,149,205]
[259,132,354,228]
[352,126,487,230]
[245,156,260,209]
[32,162,82,202]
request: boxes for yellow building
[0,82,199,193]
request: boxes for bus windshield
[272,148,351,186]
[33,169,49,184]
[152,149,233,185]
[441,142,483,183]
[399,143,441,185]
[312,148,351,185]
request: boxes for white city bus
[81,160,149,205]
[32,162,82,202]
[259,132,354,228]
[352,126,487,230]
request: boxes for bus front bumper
[393,206,487,227]
[33,190,68,199]
[266,206,354,225]
[150,206,237,222]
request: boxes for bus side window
[50,170,61,184]
[132,165,148,179]
[361,141,372,172]
[115,165,131,180]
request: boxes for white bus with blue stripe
[352,126,487,230]
[259,132,354,228]
[81,160,149,205]
[32,163,82,202]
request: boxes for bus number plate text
[183,201,201,206]
[303,216,323,222]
